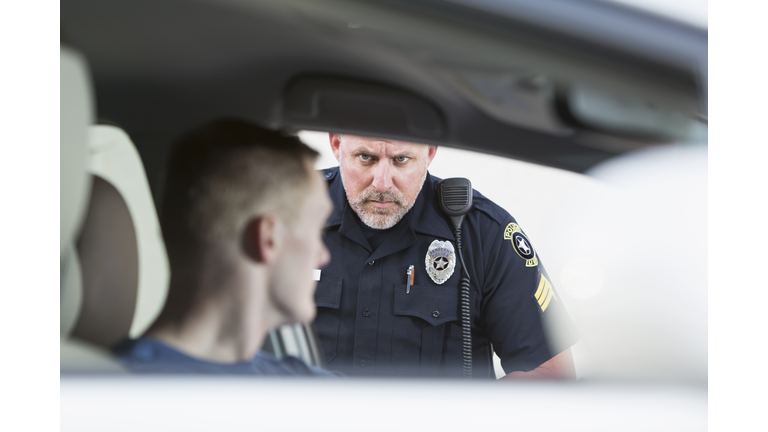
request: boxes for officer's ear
[426,145,438,168]
[242,213,283,264]
[329,133,342,162]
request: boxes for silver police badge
[425,240,456,285]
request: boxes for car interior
[61,0,707,428]
[61,0,706,369]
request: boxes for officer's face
[330,134,437,229]
[271,168,332,325]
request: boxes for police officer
[313,134,579,379]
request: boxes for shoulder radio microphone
[436,178,473,379]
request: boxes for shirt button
[432,310,440,318]
[325,172,333,178]
[359,360,367,368]
[362,308,371,318]
[368,260,375,266]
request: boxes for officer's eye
[394,156,409,163]
[359,154,371,161]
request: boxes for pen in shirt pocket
[406,265,414,293]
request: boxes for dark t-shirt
[111,337,340,377]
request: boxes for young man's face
[330,134,437,229]
[270,169,332,325]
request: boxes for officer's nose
[371,161,393,193]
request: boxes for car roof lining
[62,0,706,196]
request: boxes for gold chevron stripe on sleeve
[534,276,547,301]
[537,283,549,306]
[535,275,555,312]
[540,287,555,311]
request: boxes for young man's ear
[242,213,282,264]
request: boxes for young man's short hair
[159,119,320,257]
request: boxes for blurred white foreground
[61,377,706,432]
[543,144,707,383]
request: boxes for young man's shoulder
[254,352,342,377]
[112,337,341,377]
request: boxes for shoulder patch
[531,273,556,316]
[503,222,538,267]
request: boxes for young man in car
[313,134,579,379]
[113,120,337,376]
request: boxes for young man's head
[158,119,331,334]
[330,134,438,229]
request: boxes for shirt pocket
[391,283,459,374]
[313,276,342,365]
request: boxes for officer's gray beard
[341,165,428,230]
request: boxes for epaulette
[470,188,516,226]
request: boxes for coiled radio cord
[453,227,472,379]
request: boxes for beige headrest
[88,125,170,338]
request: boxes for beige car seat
[61,45,170,371]
[70,175,140,348]
[60,44,124,372]
[61,177,139,372]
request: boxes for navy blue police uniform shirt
[314,167,579,379]
[112,337,340,377]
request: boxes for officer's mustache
[360,189,406,206]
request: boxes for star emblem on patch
[503,222,538,267]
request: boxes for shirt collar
[410,172,456,240]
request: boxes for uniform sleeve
[477,218,579,373]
